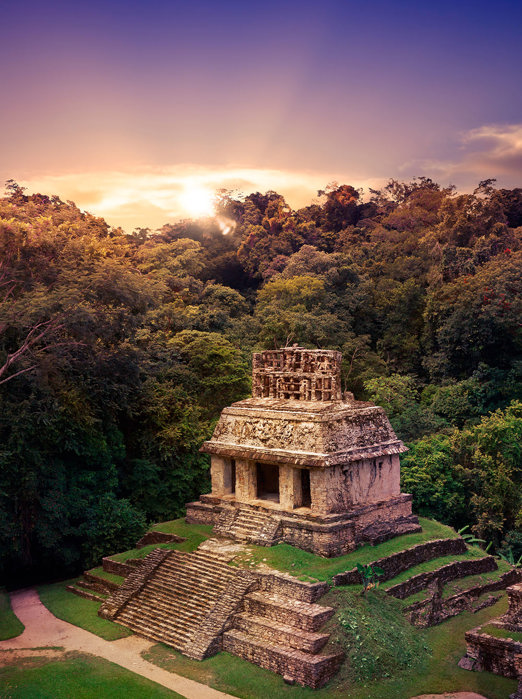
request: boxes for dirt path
[0,588,234,699]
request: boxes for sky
[2,0,522,230]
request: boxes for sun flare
[178,184,215,218]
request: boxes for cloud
[18,166,384,232]
[407,123,522,189]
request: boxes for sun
[178,184,215,218]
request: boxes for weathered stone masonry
[186,347,420,555]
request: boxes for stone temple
[187,347,420,555]
[97,348,423,689]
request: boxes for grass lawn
[236,517,461,582]
[37,580,132,641]
[142,594,517,699]
[480,624,522,642]
[0,651,182,698]
[0,588,24,640]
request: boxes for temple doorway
[230,459,236,494]
[256,463,280,502]
[301,468,311,508]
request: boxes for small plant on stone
[356,562,385,595]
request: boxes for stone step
[136,590,217,618]
[222,629,344,689]
[160,555,236,577]
[144,577,230,600]
[75,579,109,597]
[145,570,234,595]
[119,599,201,628]
[117,614,192,648]
[66,585,105,603]
[135,586,217,612]
[118,603,201,636]
[159,557,237,578]
[232,613,329,653]
[243,592,334,631]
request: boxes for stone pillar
[507,585,522,624]
[235,459,257,502]
[310,469,327,514]
[279,465,302,510]
[210,456,228,496]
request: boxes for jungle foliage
[0,177,521,584]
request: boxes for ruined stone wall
[333,537,467,585]
[102,557,137,577]
[281,517,356,557]
[386,556,498,599]
[257,571,329,603]
[463,629,522,678]
[222,632,343,689]
[507,584,522,624]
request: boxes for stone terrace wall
[333,538,467,585]
[136,531,184,548]
[462,629,522,678]
[222,632,344,689]
[386,556,497,600]
[102,557,138,577]
[405,568,522,627]
[257,570,329,603]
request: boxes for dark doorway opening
[301,469,311,508]
[230,459,236,494]
[256,463,280,502]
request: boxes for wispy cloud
[406,123,522,189]
[19,166,384,231]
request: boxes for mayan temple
[186,347,420,554]
[98,348,422,688]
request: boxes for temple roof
[201,396,407,468]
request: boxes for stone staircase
[223,581,344,688]
[100,549,253,658]
[214,507,282,546]
[67,570,122,603]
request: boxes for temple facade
[186,347,420,556]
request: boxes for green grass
[0,651,182,698]
[236,517,460,582]
[480,624,522,642]
[86,567,125,586]
[108,519,213,563]
[37,580,132,641]
[142,594,517,699]
[0,588,24,640]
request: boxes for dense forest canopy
[1,177,521,586]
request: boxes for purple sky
[2,0,522,229]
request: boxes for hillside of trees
[1,177,521,586]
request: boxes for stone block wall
[222,632,343,689]
[463,629,522,678]
[102,557,138,577]
[280,517,356,557]
[257,571,329,603]
[386,556,498,599]
[136,531,184,548]
[333,537,467,585]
